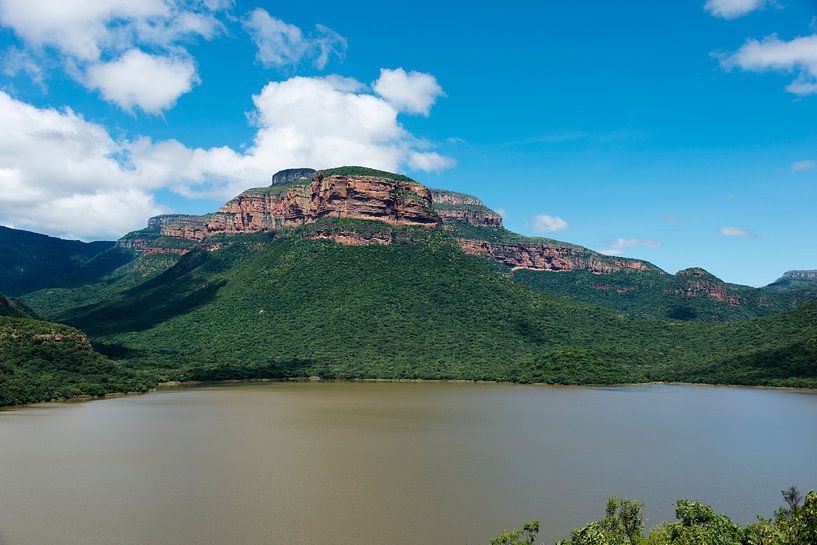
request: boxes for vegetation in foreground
[490,487,816,545]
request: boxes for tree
[490,520,540,545]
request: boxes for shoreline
[155,377,817,394]
[3,377,816,413]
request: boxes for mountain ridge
[111,166,815,321]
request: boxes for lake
[0,382,815,545]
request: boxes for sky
[0,0,816,286]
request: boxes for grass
[319,166,416,182]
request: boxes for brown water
[0,382,816,545]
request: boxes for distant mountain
[0,226,137,295]
[764,270,817,296]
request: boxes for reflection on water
[1,382,816,545]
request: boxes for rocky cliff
[674,268,741,305]
[430,189,504,228]
[458,238,653,273]
[782,270,817,281]
[117,167,658,276]
[144,171,439,247]
[271,168,316,185]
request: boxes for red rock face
[430,189,504,228]
[159,174,439,243]
[674,268,741,305]
[457,239,651,274]
[434,208,503,228]
[675,281,741,305]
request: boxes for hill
[36,215,815,390]
[0,293,37,319]
[0,226,136,295]
[764,270,817,296]
[514,266,814,322]
[0,315,151,406]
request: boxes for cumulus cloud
[600,238,661,256]
[373,68,445,116]
[0,91,164,238]
[721,34,817,96]
[531,214,569,233]
[0,0,223,60]
[791,159,816,171]
[0,0,227,112]
[720,226,752,237]
[704,0,765,19]
[0,72,453,238]
[85,49,199,113]
[242,8,346,70]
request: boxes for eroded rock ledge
[118,168,656,276]
[458,239,652,274]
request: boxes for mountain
[110,166,814,323]
[0,226,137,295]
[13,167,814,401]
[764,270,817,295]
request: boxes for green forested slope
[514,268,813,322]
[0,293,37,318]
[0,316,151,406]
[41,220,817,389]
[0,226,135,295]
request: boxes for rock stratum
[115,167,686,278]
[783,270,817,281]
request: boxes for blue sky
[0,0,816,286]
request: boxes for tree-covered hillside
[0,293,37,319]
[27,219,816,391]
[0,226,135,295]
[514,267,814,322]
[0,316,151,406]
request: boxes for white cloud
[242,8,346,70]
[407,151,455,171]
[721,34,817,96]
[0,72,454,238]
[128,75,454,199]
[85,49,199,113]
[704,0,765,19]
[0,0,227,112]
[373,68,445,116]
[0,91,163,238]
[532,214,569,233]
[0,0,222,61]
[791,159,816,171]
[720,226,752,237]
[600,238,661,255]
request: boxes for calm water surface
[1,382,816,545]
